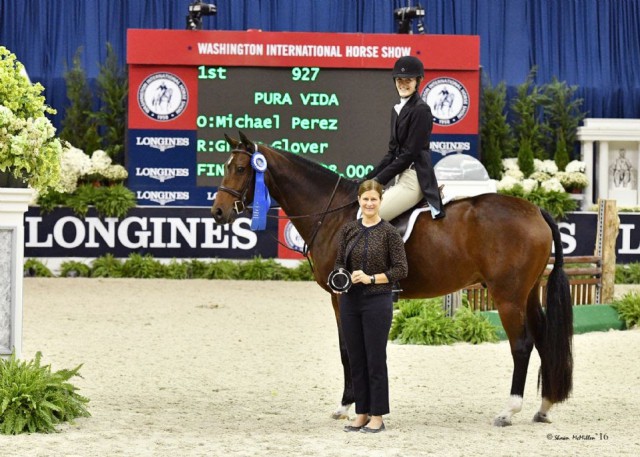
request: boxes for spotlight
[394,4,426,34]
[186,1,217,31]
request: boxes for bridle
[216,146,358,269]
[216,148,254,215]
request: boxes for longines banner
[24,207,278,259]
[21,208,640,264]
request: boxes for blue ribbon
[250,152,271,231]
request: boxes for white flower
[102,164,128,181]
[555,171,589,190]
[504,168,524,180]
[497,175,520,191]
[58,145,92,192]
[566,160,586,173]
[534,159,558,175]
[502,158,519,171]
[89,150,113,174]
[521,178,539,193]
[530,171,552,182]
[568,172,589,188]
[61,146,92,175]
[541,177,565,193]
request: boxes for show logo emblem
[421,77,469,126]
[135,136,190,152]
[136,190,190,206]
[284,221,305,252]
[135,167,190,183]
[138,73,188,121]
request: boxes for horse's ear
[238,131,254,150]
[225,133,240,149]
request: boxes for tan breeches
[379,169,423,221]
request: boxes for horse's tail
[539,209,573,403]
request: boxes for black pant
[340,288,393,416]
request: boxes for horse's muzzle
[211,206,229,224]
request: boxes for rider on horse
[366,56,445,221]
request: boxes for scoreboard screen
[195,66,396,186]
[127,30,479,206]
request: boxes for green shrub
[391,299,459,345]
[93,184,136,218]
[64,183,97,218]
[24,255,318,281]
[399,298,431,317]
[59,261,91,278]
[553,128,570,172]
[615,263,640,284]
[498,186,576,219]
[511,69,547,161]
[94,43,127,162]
[121,253,166,278]
[391,299,498,345]
[541,77,585,162]
[480,78,512,177]
[38,183,136,219]
[283,261,314,281]
[35,190,67,214]
[90,254,123,278]
[239,257,288,280]
[0,352,90,434]
[517,136,535,177]
[164,259,191,279]
[612,292,640,329]
[186,259,209,279]
[202,260,241,279]
[23,259,53,277]
[60,48,101,154]
[453,306,499,344]
[389,312,407,341]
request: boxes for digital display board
[127,30,480,207]
[195,66,396,186]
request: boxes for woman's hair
[358,179,383,199]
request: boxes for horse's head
[211,132,257,224]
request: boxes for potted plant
[0,46,64,193]
[556,160,589,194]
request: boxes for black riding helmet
[391,56,424,79]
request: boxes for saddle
[390,185,447,242]
[389,204,431,242]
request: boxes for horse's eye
[237,167,245,173]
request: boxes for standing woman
[366,55,445,221]
[332,179,408,433]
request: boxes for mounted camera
[186,1,217,31]
[394,4,426,34]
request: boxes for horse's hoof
[493,415,512,427]
[331,404,351,420]
[533,412,552,424]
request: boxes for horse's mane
[262,142,359,194]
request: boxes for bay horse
[211,132,573,426]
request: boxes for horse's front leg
[330,294,354,419]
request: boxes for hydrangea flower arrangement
[87,150,128,183]
[0,46,66,193]
[58,147,128,193]
[497,158,588,194]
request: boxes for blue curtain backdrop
[1,0,639,128]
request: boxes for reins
[302,175,343,261]
[218,146,359,273]
[272,175,357,274]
